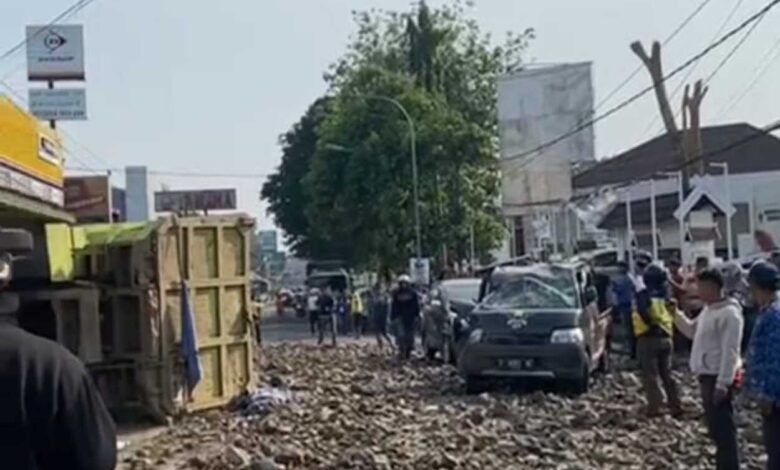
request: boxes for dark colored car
[458,263,611,394]
[421,278,481,363]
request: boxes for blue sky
[1,0,778,230]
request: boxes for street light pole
[625,187,634,272]
[359,95,422,262]
[710,162,733,260]
[662,171,685,262]
[650,178,658,260]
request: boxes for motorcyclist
[0,230,117,469]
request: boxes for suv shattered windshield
[483,266,579,310]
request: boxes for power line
[718,35,780,118]
[585,121,780,199]
[594,0,714,112]
[641,0,746,138]
[0,0,100,64]
[503,0,780,166]
[66,166,270,179]
[704,7,769,84]
[0,0,112,172]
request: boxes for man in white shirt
[675,268,743,470]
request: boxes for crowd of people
[609,255,780,470]
[303,275,422,360]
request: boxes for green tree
[264,1,533,274]
[260,98,332,258]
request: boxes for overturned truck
[45,214,256,420]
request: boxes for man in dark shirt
[0,229,116,470]
[0,320,117,469]
[391,275,420,361]
[317,286,337,347]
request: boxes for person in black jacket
[0,321,117,470]
[391,275,420,361]
[316,286,337,347]
[0,242,116,470]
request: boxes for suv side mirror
[584,286,598,305]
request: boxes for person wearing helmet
[391,274,420,361]
[745,261,780,470]
[0,245,116,469]
[633,263,682,417]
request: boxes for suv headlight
[550,327,584,344]
[468,328,484,343]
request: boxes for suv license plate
[506,359,535,369]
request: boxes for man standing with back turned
[633,264,682,418]
[675,268,743,470]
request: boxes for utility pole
[631,41,688,189]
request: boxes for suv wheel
[465,375,487,394]
[562,366,590,395]
[425,346,437,361]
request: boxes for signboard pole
[47,81,56,130]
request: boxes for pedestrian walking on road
[317,286,337,347]
[612,261,636,359]
[674,268,743,470]
[391,275,420,361]
[745,261,780,470]
[351,290,366,339]
[307,288,320,336]
[336,291,351,335]
[369,283,393,351]
[634,264,683,417]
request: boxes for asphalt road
[260,313,314,343]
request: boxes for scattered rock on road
[120,342,767,469]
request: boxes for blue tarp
[180,280,203,393]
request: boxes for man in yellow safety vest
[633,264,682,418]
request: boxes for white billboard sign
[409,258,431,286]
[498,63,594,213]
[29,88,87,120]
[26,25,85,81]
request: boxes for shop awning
[0,187,73,223]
